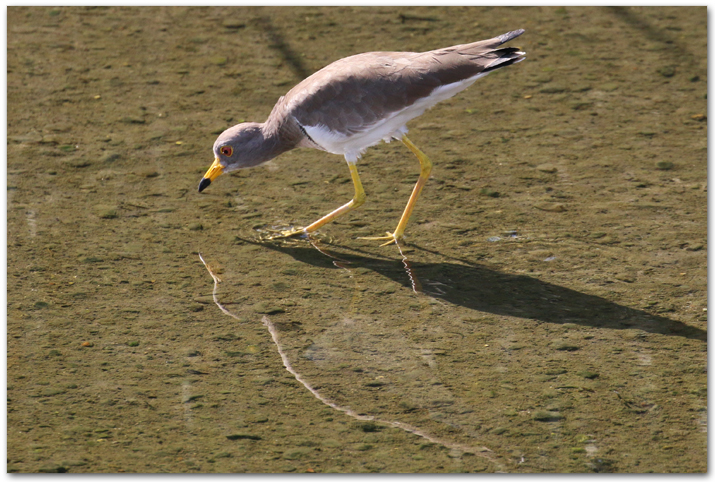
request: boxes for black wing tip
[482,55,525,73]
[498,29,525,44]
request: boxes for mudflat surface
[7,6,706,473]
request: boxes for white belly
[302,72,489,163]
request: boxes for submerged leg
[268,162,366,239]
[360,135,432,246]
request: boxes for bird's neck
[260,102,304,161]
[254,122,295,163]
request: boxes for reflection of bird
[199,30,526,245]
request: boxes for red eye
[220,146,233,157]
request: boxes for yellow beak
[198,157,224,192]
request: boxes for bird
[199,29,526,245]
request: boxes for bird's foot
[258,226,307,241]
[358,231,404,247]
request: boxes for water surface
[7,6,706,473]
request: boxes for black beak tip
[198,177,211,193]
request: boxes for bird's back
[266,30,525,159]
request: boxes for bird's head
[198,122,271,193]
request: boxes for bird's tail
[482,46,526,72]
[456,29,526,72]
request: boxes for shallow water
[7,6,706,473]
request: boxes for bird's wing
[273,30,525,137]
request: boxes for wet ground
[7,6,707,473]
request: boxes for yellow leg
[360,135,432,246]
[304,162,366,233]
[268,162,366,239]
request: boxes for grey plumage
[265,29,526,147]
[200,29,526,244]
[205,29,525,184]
